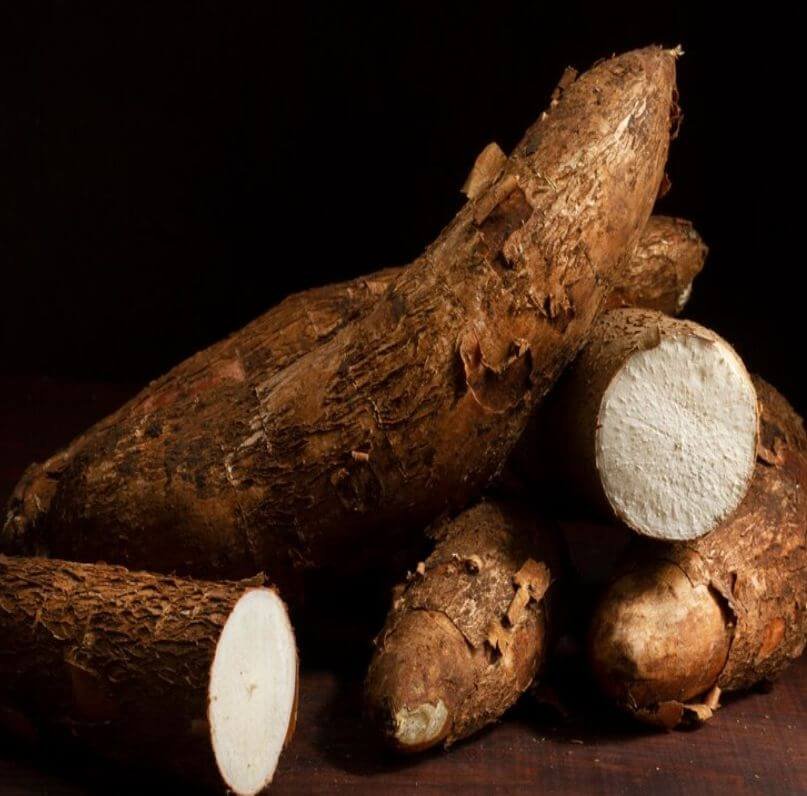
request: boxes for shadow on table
[0,730,175,796]
[307,641,778,780]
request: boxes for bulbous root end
[588,562,730,726]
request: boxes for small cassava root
[604,215,706,315]
[3,47,677,589]
[588,377,807,728]
[365,501,560,751]
[0,555,298,794]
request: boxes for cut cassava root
[533,308,759,541]
[365,501,559,751]
[3,47,677,586]
[588,377,807,728]
[0,556,298,794]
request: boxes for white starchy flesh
[394,700,449,748]
[209,589,298,796]
[597,332,758,540]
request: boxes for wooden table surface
[1,378,806,795]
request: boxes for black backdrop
[3,2,804,414]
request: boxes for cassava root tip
[365,501,559,752]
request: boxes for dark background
[2,2,803,414]
[1,8,806,792]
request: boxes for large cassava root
[588,377,807,728]
[7,212,704,589]
[0,555,298,794]
[365,501,559,751]
[3,47,677,584]
[520,307,759,541]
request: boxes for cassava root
[588,377,807,728]
[518,307,759,541]
[3,47,677,588]
[0,555,298,794]
[365,501,559,751]
[605,215,706,315]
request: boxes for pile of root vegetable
[1,45,804,794]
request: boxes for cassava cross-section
[588,377,807,728]
[3,47,677,585]
[365,500,559,751]
[0,556,298,794]
[530,308,759,540]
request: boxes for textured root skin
[516,308,758,539]
[9,212,701,585]
[0,555,297,792]
[3,269,398,591]
[365,501,560,751]
[604,215,706,314]
[588,377,807,728]
[503,221,707,498]
[2,48,676,584]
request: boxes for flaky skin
[589,377,807,728]
[3,48,676,585]
[365,501,560,750]
[0,555,296,790]
[605,215,706,314]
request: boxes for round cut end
[597,332,757,540]
[209,589,297,796]
[394,700,449,749]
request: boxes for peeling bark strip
[364,501,560,751]
[3,48,677,584]
[588,377,807,729]
[0,556,298,795]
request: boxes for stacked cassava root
[1,45,804,791]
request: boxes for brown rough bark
[605,215,706,314]
[0,555,297,792]
[3,48,677,585]
[365,500,560,751]
[588,377,807,728]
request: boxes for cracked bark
[0,555,297,792]
[3,48,677,591]
[365,500,561,750]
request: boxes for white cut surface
[394,699,448,748]
[209,589,297,796]
[596,333,757,540]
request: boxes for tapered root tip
[393,700,449,749]
[366,611,469,753]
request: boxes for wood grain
[1,379,805,794]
